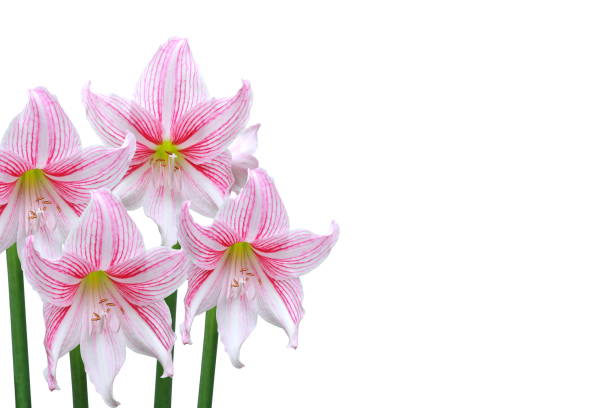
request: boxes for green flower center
[153,140,181,161]
[20,168,45,187]
[82,270,109,289]
[226,242,259,292]
[228,241,254,257]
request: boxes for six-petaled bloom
[178,168,339,367]
[0,88,135,257]
[22,189,187,407]
[83,38,252,245]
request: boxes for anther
[99,298,108,304]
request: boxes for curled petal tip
[180,323,193,345]
[44,368,60,391]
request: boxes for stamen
[99,298,108,304]
[106,302,116,307]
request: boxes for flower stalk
[6,243,32,408]
[197,308,219,408]
[153,242,181,408]
[70,346,88,408]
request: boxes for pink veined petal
[228,124,259,192]
[181,265,225,344]
[83,84,163,148]
[217,168,289,242]
[80,316,126,407]
[0,190,23,253]
[135,38,208,133]
[64,189,144,270]
[173,81,252,160]
[108,247,187,305]
[22,236,91,306]
[228,123,259,160]
[256,275,304,348]
[43,302,82,391]
[0,149,30,207]
[142,182,183,246]
[0,148,30,184]
[18,173,82,259]
[113,164,152,210]
[216,288,258,368]
[119,300,175,378]
[181,150,233,217]
[178,202,237,269]
[45,134,136,204]
[254,222,340,279]
[2,87,81,168]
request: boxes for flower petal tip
[232,360,245,369]
[44,368,60,391]
[180,323,193,345]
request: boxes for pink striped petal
[2,87,80,168]
[173,81,252,160]
[22,236,91,306]
[64,190,144,270]
[181,150,233,217]
[216,290,258,368]
[113,164,152,209]
[178,202,237,269]
[142,183,182,246]
[135,38,207,133]
[217,168,289,242]
[0,192,22,253]
[0,148,30,181]
[83,83,163,148]
[80,318,126,407]
[43,303,81,391]
[0,150,30,205]
[257,276,304,348]
[254,222,340,279]
[108,247,187,305]
[228,124,259,192]
[120,301,175,379]
[180,265,225,344]
[45,134,135,204]
[19,174,82,258]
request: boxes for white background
[0,0,612,407]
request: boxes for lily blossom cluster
[5,37,339,407]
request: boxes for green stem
[70,346,88,407]
[197,308,219,408]
[6,244,32,408]
[153,242,181,408]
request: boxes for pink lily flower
[83,38,252,245]
[228,124,260,192]
[0,87,135,258]
[178,168,339,367]
[22,189,187,407]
